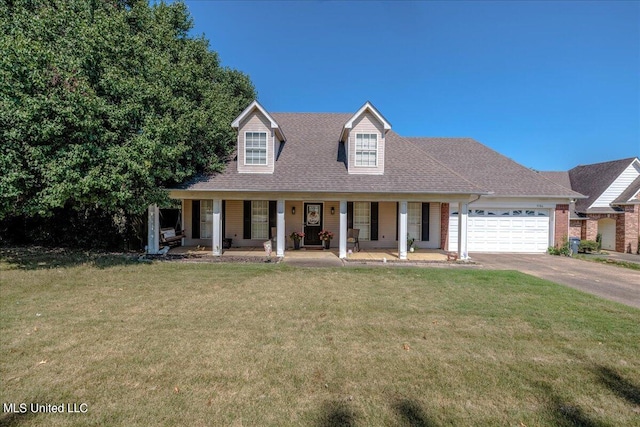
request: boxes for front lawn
[1,250,638,426]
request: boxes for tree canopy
[0,0,255,228]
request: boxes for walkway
[168,246,451,267]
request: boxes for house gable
[588,158,640,211]
[568,157,638,213]
[232,100,285,174]
[341,102,391,175]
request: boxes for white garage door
[449,208,550,253]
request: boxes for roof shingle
[175,112,583,199]
[178,113,488,195]
[408,137,582,198]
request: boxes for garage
[448,208,551,253]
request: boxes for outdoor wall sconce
[331,207,335,215]
[292,206,296,215]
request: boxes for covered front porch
[166,246,453,263]
[147,195,474,260]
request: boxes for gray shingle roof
[178,113,488,195]
[408,137,583,198]
[568,157,637,212]
[540,171,572,190]
[174,112,583,199]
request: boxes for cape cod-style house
[147,100,584,259]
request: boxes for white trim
[276,199,285,257]
[398,201,408,260]
[243,131,268,166]
[457,202,469,260]
[212,199,222,256]
[231,100,286,142]
[343,101,391,132]
[339,200,348,258]
[354,133,378,167]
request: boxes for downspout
[468,194,484,205]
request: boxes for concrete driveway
[470,253,640,309]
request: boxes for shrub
[548,236,570,256]
[579,240,599,253]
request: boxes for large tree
[0,0,254,237]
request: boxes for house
[147,100,583,258]
[542,158,640,253]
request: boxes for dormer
[341,101,391,175]
[232,100,286,174]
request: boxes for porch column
[212,199,222,256]
[180,199,186,246]
[147,204,160,254]
[398,200,408,260]
[457,202,469,260]
[339,200,347,258]
[277,199,285,257]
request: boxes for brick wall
[440,202,449,250]
[621,205,639,253]
[554,204,569,247]
[585,219,598,241]
[579,209,639,253]
[569,220,582,239]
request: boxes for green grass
[1,248,639,426]
[575,253,640,271]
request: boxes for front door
[304,203,323,246]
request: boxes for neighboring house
[542,158,640,253]
[147,100,582,259]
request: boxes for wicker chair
[347,228,360,252]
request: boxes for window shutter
[192,200,200,239]
[347,202,353,229]
[243,201,251,239]
[421,202,430,241]
[370,202,379,241]
[269,201,277,238]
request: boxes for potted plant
[289,231,305,250]
[318,230,334,249]
[407,235,415,253]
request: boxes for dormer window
[355,133,378,167]
[232,100,285,174]
[342,102,391,175]
[245,131,267,165]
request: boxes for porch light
[331,207,335,215]
[292,206,296,215]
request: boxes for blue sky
[183,0,639,171]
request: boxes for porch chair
[347,228,360,252]
[160,227,184,248]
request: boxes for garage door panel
[449,208,550,253]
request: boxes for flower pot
[323,240,331,250]
[294,240,300,250]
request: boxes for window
[355,133,377,166]
[251,200,269,239]
[245,132,267,165]
[407,202,421,241]
[200,200,213,239]
[354,202,370,240]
